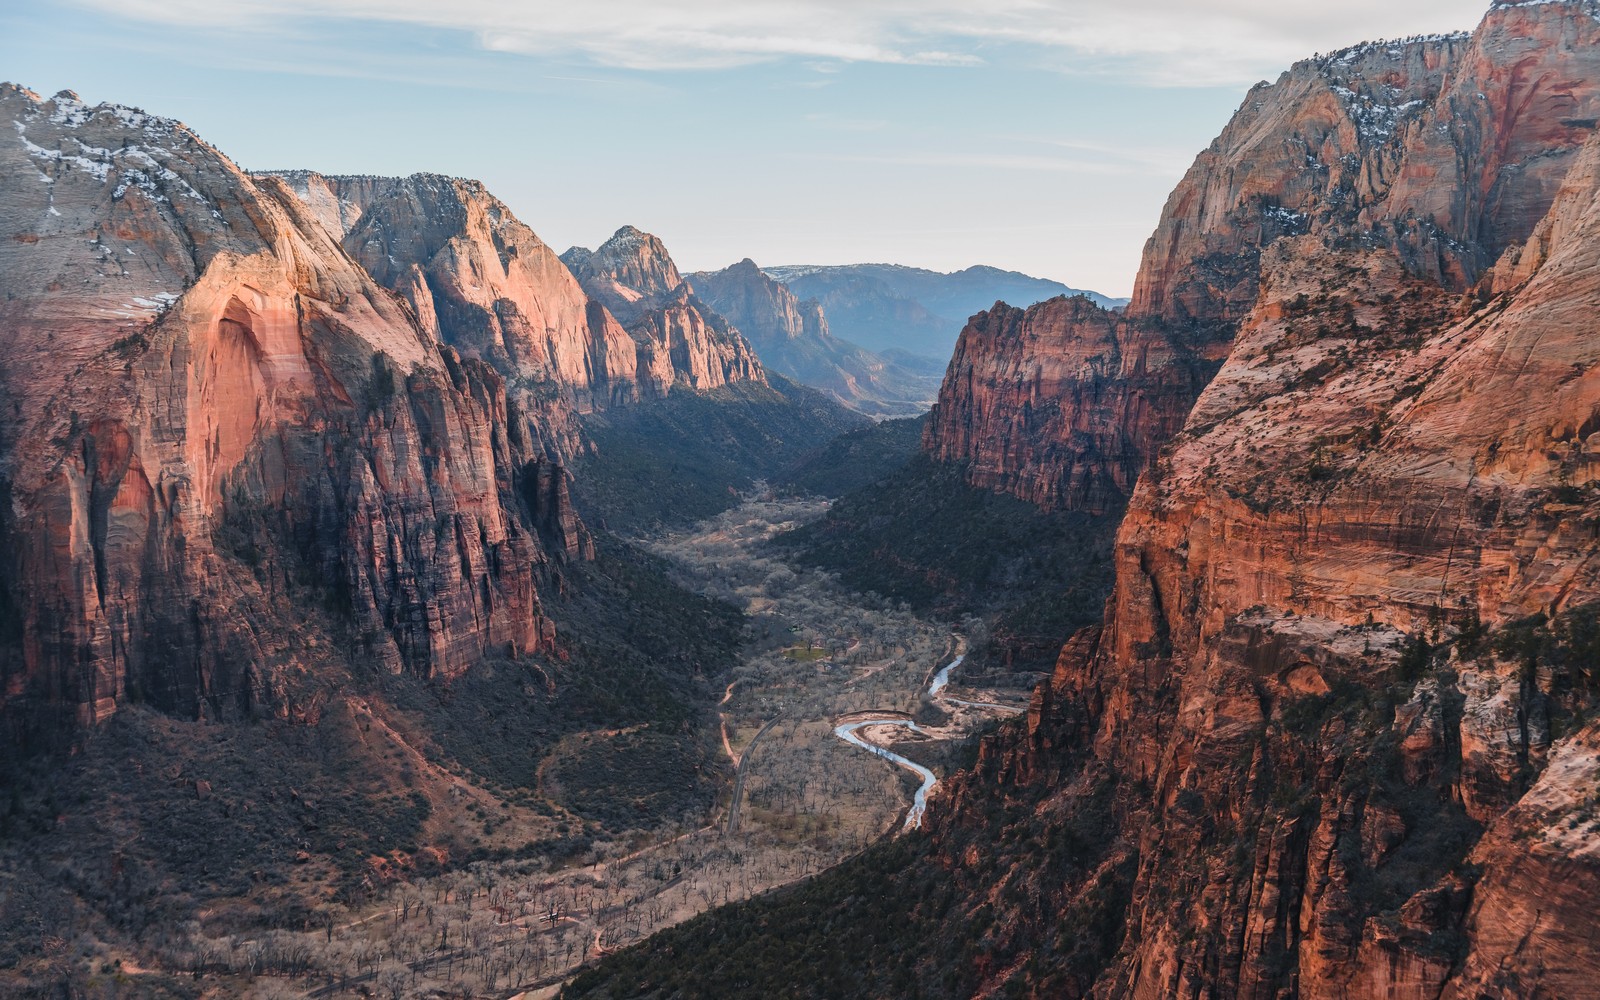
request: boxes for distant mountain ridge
[763,262,1127,361]
[689,258,942,418]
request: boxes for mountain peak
[568,225,684,303]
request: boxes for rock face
[268,175,772,452]
[322,173,639,410]
[925,296,1208,514]
[0,85,590,738]
[689,258,942,418]
[927,1,1600,514]
[929,3,1600,996]
[562,227,764,392]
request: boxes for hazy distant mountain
[763,263,1127,361]
[689,259,943,419]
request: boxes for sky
[3,1,1489,296]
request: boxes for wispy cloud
[1001,135,1199,175]
[65,0,1487,86]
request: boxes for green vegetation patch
[570,376,866,533]
[383,539,744,814]
[564,837,957,1000]
[783,454,1120,669]
[776,415,928,499]
[543,727,716,832]
[781,646,830,662]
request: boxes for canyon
[571,1,1600,997]
[6,0,1600,997]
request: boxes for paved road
[725,715,783,835]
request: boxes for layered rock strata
[927,0,1600,514]
[930,4,1600,996]
[0,86,586,734]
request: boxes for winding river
[832,718,939,831]
[928,654,964,696]
[832,650,966,831]
[834,649,1027,831]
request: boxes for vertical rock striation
[562,226,764,393]
[927,0,1600,515]
[0,86,589,738]
[929,3,1600,997]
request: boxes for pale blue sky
[2,1,1487,295]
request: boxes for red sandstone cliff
[562,226,765,392]
[929,4,1600,997]
[272,174,768,442]
[0,86,587,734]
[927,0,1600,515]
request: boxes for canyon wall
[930,3,1600,997]
[0,86,590,738]
[927,0,1600,514]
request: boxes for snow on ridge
[9,90,240,214]
[17,127,209,203]
[1308,30,1471,70]
[14,120,111,182]
[39,89,187,142]
[597,225,662,262]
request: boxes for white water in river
[928,654,964,696]
[831,651,967,831]
[832,719,939,831]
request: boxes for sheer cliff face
[562,227,764,392]
[328,174,642,414]
[689,258,825,348]
[933,5,1600,997]
[925,298,1205,515]
[928,0,1600,514]
[0,86,587,735]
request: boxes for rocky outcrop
[925,296,1209,514]
[0,85,586,737]
[689,258,941,418]
[329,174,641,413]
[928,3,1600,997]
[563,227,764,392]
[927,0,1600,515]
[689,259,827,350]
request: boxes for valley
[7,2,1600,997]
[41,497,1026,999]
